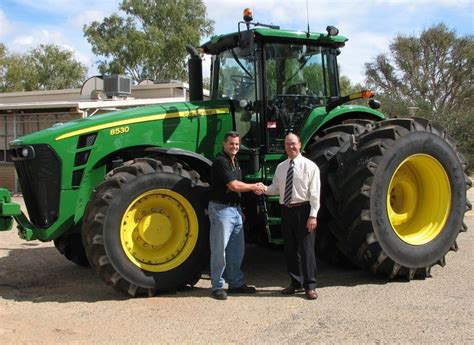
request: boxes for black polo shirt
[209,152,242,205]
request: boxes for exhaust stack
[186,45,203,102]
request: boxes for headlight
[21,148,29,158]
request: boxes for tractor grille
[71,132,98,188]
[11,145,61,228]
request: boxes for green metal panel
[253,28,348,44]
[8,100,234,241]
[299,105,385,148]
[201,28,348,52]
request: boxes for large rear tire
[329,117,471,279]
[305,119,373,264]
[82,158,209,296]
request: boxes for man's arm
[308,165,321,218]
[307,164,321,232]
[227,180,265,193]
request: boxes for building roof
[0,81,194,116]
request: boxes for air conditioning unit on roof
[103,75,131,98]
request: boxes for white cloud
[374,0,470,6]
[74,50,93,67]
[338,32,392,84]
[12,35,34,46]
[0,9,13,38]
[9,27,72,53]
[9,0,117,16]
[68,10,108,29]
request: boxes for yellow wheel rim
[387,154,451,245]
[120,189,198,272]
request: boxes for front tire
[82,158,209,296]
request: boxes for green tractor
[0,13,470,296]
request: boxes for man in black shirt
[209,131,264,300]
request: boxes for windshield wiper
[231,48,253,79]
[282,56,310,88]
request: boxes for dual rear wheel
[307,117,471,279]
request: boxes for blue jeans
[208,201,245,291]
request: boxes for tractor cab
[200,9,347,152]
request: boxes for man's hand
[306,217,317,232]
[254,183,267,195]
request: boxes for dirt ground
[1,186,473,344]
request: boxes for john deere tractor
[0,12,470,296]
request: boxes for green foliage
[302,63,324,93]
[83,0,214,83]
[364,24,474,170]
[25,45,88,90]
[0,44,27,92]
[0,43,87,92]
[339,75,365,96]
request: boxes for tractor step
[267,217,281,225]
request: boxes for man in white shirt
[261,133,320,300]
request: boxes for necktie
[284,160,294,206]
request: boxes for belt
[285,201,310,208]
[212,201,240,207]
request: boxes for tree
[25,44,87,91]
[0,44,28,92]
[339,75,365,96]
[364,23,473,171]
[0,44,87,92]
[365,24,473,114]
[83,0,214,83]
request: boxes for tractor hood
[9,100,230,147]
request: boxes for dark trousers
[281,204,317,290]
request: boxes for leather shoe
[228,284,256,294]
[281,285,303,295]
[305,289,318,300]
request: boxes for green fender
[299,105,385,148]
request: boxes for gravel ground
[0,186,473,344]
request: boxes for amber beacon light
[243,8,253,22]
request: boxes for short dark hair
[224,131,240,141]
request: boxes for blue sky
[0,0,472,84]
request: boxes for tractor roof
[201,28,348,54]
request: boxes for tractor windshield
[265,43,337,151]
[212,48,256,102]
[265,43,328,100]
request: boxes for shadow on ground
[0,243,389,303]
[0,244,126,303]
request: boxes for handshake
[252,182,267,195]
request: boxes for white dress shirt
[266,153,321,218]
